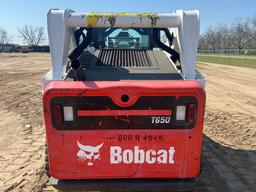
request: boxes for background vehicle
[16,46,32,53]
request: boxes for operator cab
[66,27,183,81]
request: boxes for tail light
[53,105,74,124]
[176,106,186,121]
[63,106,74,121]
[53,105,63,124]
[187,104,197,123]
[176,104,197,124]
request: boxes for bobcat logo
[77,141,104,166]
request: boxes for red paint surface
[43,80,205,180]
[77,109,172,117]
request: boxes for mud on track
[0,53,255,191]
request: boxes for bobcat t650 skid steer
[43,9,205,191]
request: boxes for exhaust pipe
[71,59,85,81]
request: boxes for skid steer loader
[43,9,205,191]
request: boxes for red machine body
[43,80,205,180]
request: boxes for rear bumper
[50,177,198,192]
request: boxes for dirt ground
[0,53,255,191]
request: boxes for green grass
[197,55,256,69]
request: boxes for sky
[0,0,255,44]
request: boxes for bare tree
[200,27,219,51]
[199,24,234,52]
[249,16,256,48]
[231,18,251,54]
[217,25,233,52]
[200,15,256,54]
[18,25,45,46]
[0,27,12,44]
[242,16,256,48]
[252,15,256,34]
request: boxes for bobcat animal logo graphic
[77,141,104,166]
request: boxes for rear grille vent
[97,49,152,67]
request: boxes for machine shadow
[197,134,256,192]
[46,134,256,192]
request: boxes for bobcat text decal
[77,141,104,166]
[77,141,175,166]
[110,146,175,164]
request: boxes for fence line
[199,49,256,56]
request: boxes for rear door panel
[43,80,205,179]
